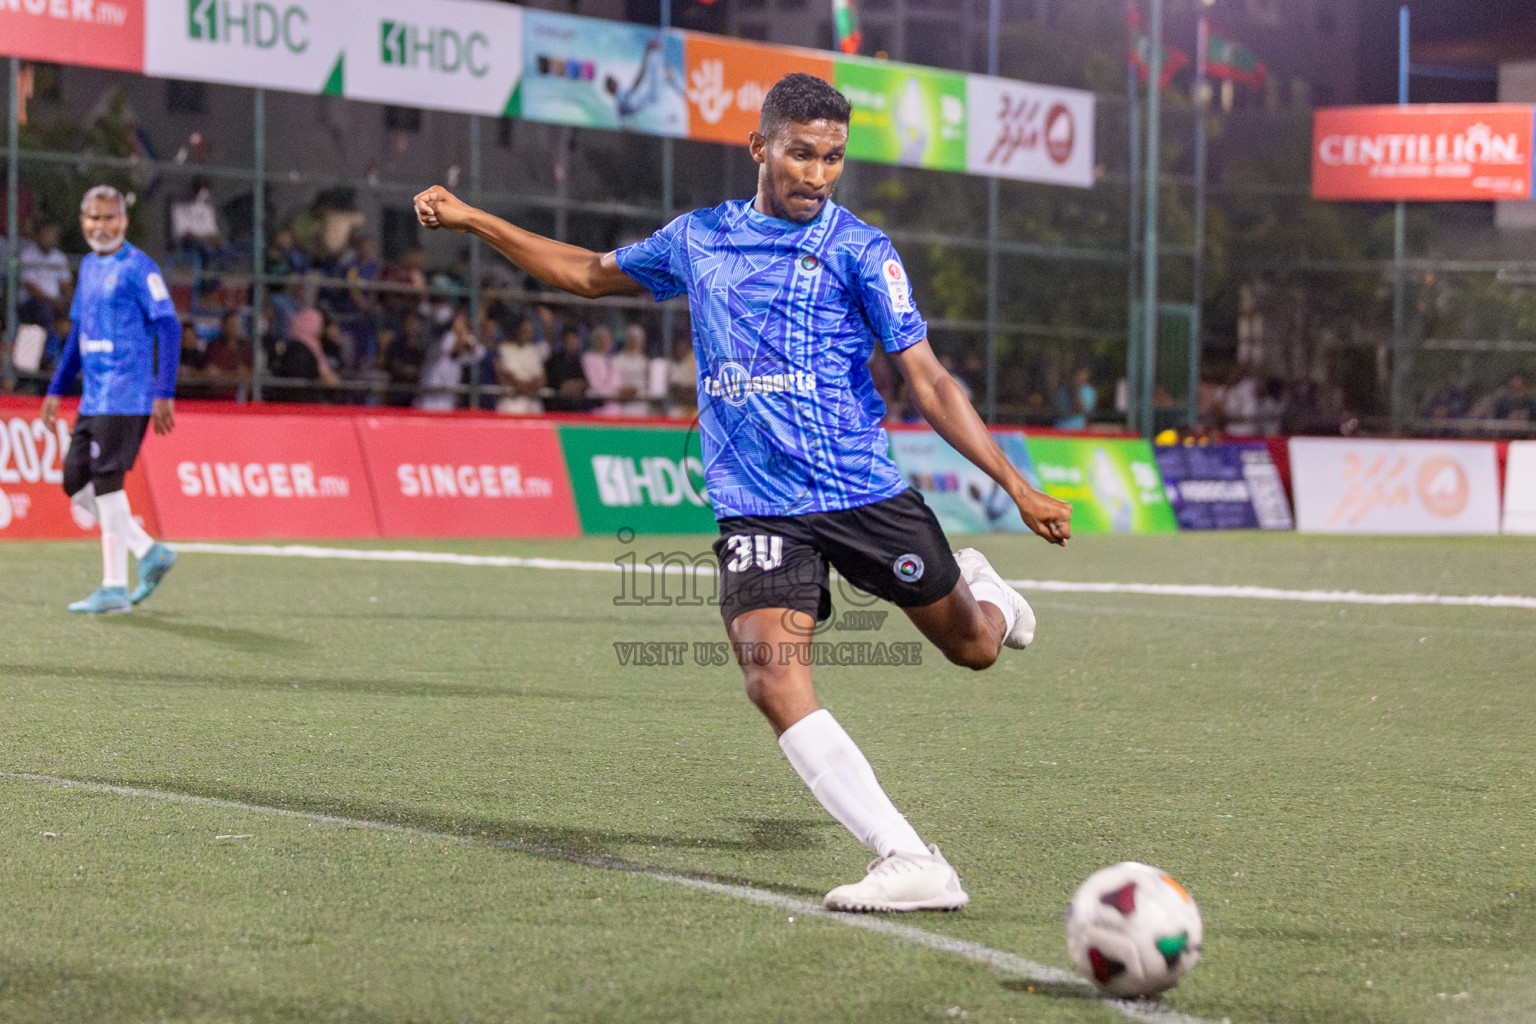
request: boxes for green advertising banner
[1023,437,1177,534]
[835,57,967,172]
[558,425,716,535]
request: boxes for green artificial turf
[1,532,1533,1023]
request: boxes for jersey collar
[744,198,835,234]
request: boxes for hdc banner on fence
[0,0,144,71]
[140,413,377,539]
[889,429,1042,534]
[557,425,713,535]
[356,416,578,538]
[1312,105,1536,201]
[342,0,524,116]
[144,0,349,94]
[1154,441,1293,530]
[1502,441,1536,535]
[1289,437,1501,534]
[0,400,157,540]
[1023,437,1176,534]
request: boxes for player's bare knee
[942,640,997,671]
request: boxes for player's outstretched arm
[895,339,1072,545]
[413,185,646,300]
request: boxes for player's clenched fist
[1018,490,1073,546]
[414,185,475,233]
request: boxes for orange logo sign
[683,35,833,146]
[1416,456,1470,518]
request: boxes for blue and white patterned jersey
[52,242,178,416]
[616,199,927,519]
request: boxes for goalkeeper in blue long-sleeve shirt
[41,185,181,614]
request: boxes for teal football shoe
[130,544,178,605]
[67,586,133,615]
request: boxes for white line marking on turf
[171,542,1536,611]
[2,771,1216,1024]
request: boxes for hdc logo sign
[187,0,308,52]
[147,0,344,91]
[345,0,522,115]
[380,21,489,77]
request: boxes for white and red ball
[1065,861,1203,997]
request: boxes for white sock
[966,578,1018,636]
[122,509,155,559]
[95,489,134,588]
[69,482,99,521]
[778,709,930,859]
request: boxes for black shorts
[63,414,150,496]
[713,488,961,628]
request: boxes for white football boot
[823,844,970,912]
[953,547,1037,648]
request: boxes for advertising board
[144,0,349,94]
[557,424,713,535]
[0,0,144,72]
[1312,104,1535,201]
[357,416,578,538]
[520,10,687,137]
[1289,437,1500,534]
[965,75,1095,188]
[139,412,378,539]
[682,34,833,147]
[889,428,1042,535]
[1023,436,1176,534]
[1500,440,1536,535]
[343,0,523,116]
[835,57,966,172]
[1154,441,1293,531]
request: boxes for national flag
[1127,7,1189,90]
[833,0,863,55]
[1204,27,1267,87]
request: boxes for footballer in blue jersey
[416,74,1072,912]
[41,186,181,615]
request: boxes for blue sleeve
[153,315,181,400]
[135,256,179,323]
[613,216,686,302]
[852,233,928,354]
[47,321,82,396]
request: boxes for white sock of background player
[95,489,153,587]
[778,708,931,859]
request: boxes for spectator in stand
[203,311,254,398]
[545,323,590,412]
[1256,377,1289,437]
[495,315,546,415]
[415,308,481,411]
[529,301,559,360]
[169,181,222,265]
[381,247,428,316]
[611,324,653,417]
[583,324,621,414]
[269,307,341,402]
[265,227,310,278]
[665,334,697,419]
[177,322,206,377]
[1475,372,1535,422]
[380,309,426,407]
[19,220,73,347]
[1423,382,1467,424]
[1221,371,1260,436]
[1054,365,1097,430]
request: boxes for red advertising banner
[356,416,579,538]
[0,399,157,540]
[1313,104,1535,201]
[0,0,145,73]
[140,413,379,539]
[683,34,834,146]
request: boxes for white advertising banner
[965,75,1095,188]
[344,0,522,116]
[1501,441,1536,535]
[146,0,348,94]
[1289,438,1501,535]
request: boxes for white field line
[170,542,1536,611]
[1,771,1218,1024]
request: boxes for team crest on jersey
[796,252,822,276]
[882,259,912,313]
[892,553,925,582]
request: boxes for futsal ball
[1065,861,1203,997]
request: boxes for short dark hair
[758,73,851,139]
